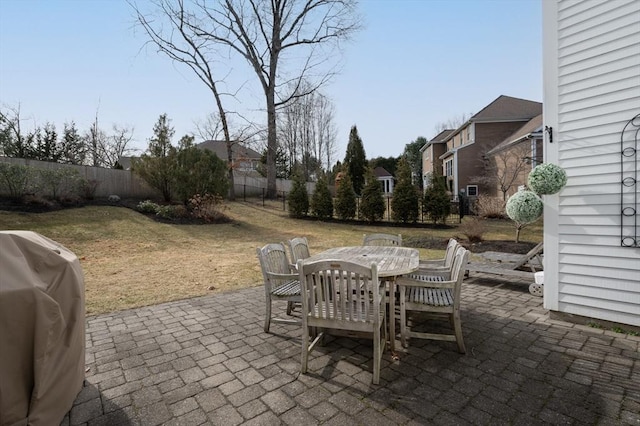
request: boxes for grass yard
[0,200,542,315]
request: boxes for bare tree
[133,0,239,200]
[0,104,34,158]
[476,143,532,200]
[433,113,473,134]
[278,85,337,180]
[181,0,360,197]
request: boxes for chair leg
[400,287,408,348]
[373,325,380,385]
[301,325,310,374]
[286,301,294,315]
[264,297,272,333]
[452,311,466,354]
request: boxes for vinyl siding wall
[543,0,640,326]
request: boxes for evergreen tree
[334,172,356,220]
[423,171,451,224]
[34,123,61,162]
[288,173,309,218]
[343,125,367,195]
[310,174,333,219]
[403,136,427,190]
[391,157,419,223]
[359,167,385,222]
[133,113,177,202]
[60,121,86,165]
[174,135,229,204]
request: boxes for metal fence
[237,182,465,225]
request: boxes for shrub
[391,158,419,223]
[137,200,160,214]
[310,175,333,219]
[422,172,450,224]
[173,141,229,204]
[505,189,543,242]
[288,174,309,218]
[475,195,506,219]
[334,172,357,220]
[188,193,228,222]
[80,179,99,200]
[458,216,488,243]
[359,167,385,222]
[36,167,83,200]
[0,163,35,199]
[156,204,189,220]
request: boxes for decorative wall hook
[545,126,553,143]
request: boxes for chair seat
[308,300,384,324]
[271,280,301,297]
[406,287,454,307]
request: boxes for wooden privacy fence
[0,157,161,199]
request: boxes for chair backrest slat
[288,237,311,263]
[363,233,402,247]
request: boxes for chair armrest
[266,272,299,281]
[418,259,446,267]
[397,275,455,289]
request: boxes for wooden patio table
[303,246,420,352]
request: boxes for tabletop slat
[304,246,419,277]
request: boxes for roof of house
[420,129,455,151]
[373,166,393,178]
[471,95,542,122]
[197,140,261,160]
[486,114,543,156]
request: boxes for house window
[445,159,453,177]
[467,185,478,196]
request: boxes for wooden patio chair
[298,258,387,384]
[396,247,469,353]
[288,237,311,267]
[418,238,460,270]
[363,233,403,247]
[256,243,301,333]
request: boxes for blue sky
[0,0,542,160]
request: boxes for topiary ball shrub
[528,163,567,195]
[506,190,543,224]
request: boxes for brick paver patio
[63,275,640,425]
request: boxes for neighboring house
[543,0,639,327]
[373,166,394,195]
[197,140,261,175]
[438,95,542,199]
[420,129,453,189]
[485,114,543,199]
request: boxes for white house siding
[543,0,640,326]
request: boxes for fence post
[262,188,265,207]
[282,191,286,211]
[243,184,246,201]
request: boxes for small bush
[188,193,228,222]
[156,204,189,219]
[81,179,99,200]
[0,163,36,199]
[475,195,506,219]
[458,216,488,243]
[137,200,160,214]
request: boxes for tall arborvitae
[391,157,419,223]
[334,172,357,220]
[423,171,451,224]
[359,167,385,222]
[343,126,367,195]
[288,172,309,218]
[310,174,333,219]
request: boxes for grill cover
[0,231,85,426]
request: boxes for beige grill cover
[0,231,85,426]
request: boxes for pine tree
[334,172,356,220]
[359,167,385,222]
[423,171,451,224]
[133,113,177,202]
[288,173,309,218]
[343,126,367,195]
[391,157,419,223]
[310,174,333,219]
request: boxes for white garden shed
[542,0,640,327]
